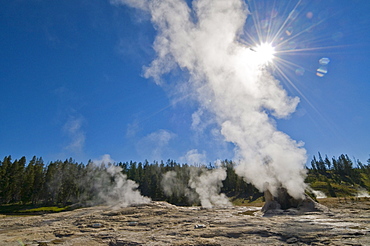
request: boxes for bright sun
[253,43,276,64]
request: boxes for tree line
[306,153,370,197]
[0,154,369,207]
[0,156,258,206]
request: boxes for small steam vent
[262,187,328,214]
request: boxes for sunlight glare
[253,43,276,65]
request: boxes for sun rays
[241,0,342,112]
[252,42,276,64]
[239,0,353,146]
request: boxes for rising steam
[113,0,307,199]
[188,166,231,208]
[161,165,231,208]
[86,154,151,208]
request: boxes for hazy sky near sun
[1,0,369,165]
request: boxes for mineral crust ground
[0,198,369,246]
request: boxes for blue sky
[1,0,369,166]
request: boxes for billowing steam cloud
[113,0,307,199]
[189,166,231,208]
[161,165,231,208]
[161,170,197,203]
[88,154,151,208]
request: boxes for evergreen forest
[0,154,369,208]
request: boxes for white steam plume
[307,186,327,199]
[189,166,231,208]
[114,0,307,199]
[356,187,370,198]
[161,170,198,203]
[91,154,151,208]
[161,166,231,208]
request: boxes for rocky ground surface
[0,198,369,246]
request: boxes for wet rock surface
[0,200,369,245]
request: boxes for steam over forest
[0,154,369,207]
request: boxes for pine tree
[22,157,35,204]
[44,161,60,205]
[7,157,26,203]
[0,156,12,203]
[32,157,45,204]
